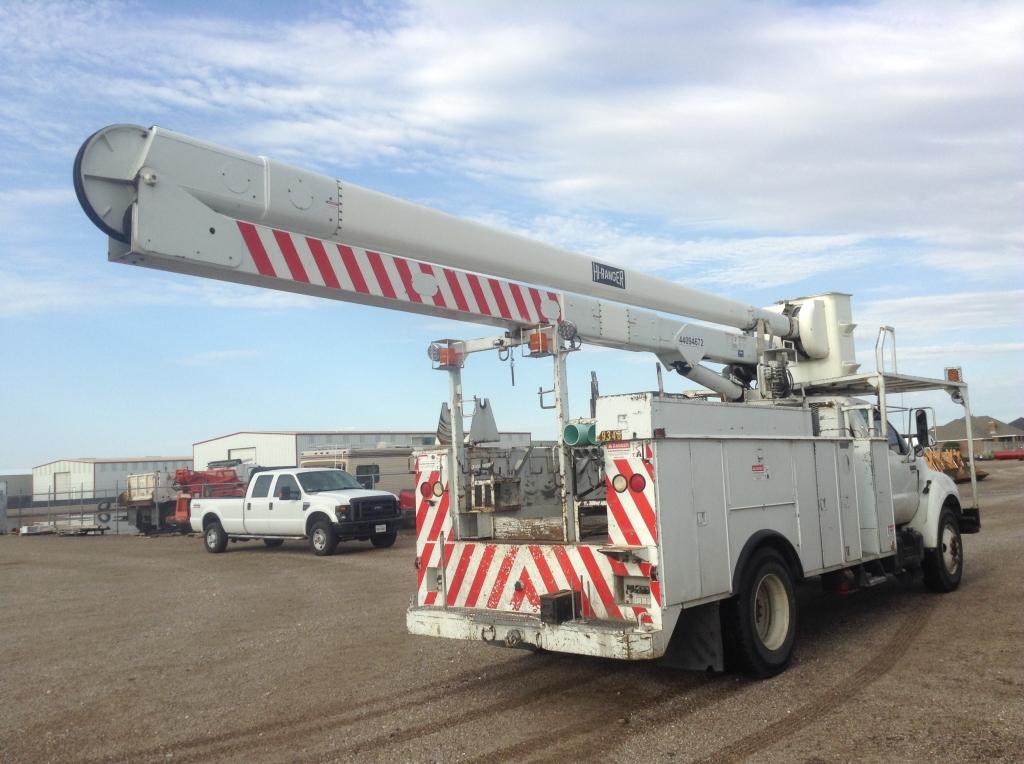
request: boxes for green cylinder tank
[563,422,597,447]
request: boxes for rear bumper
[406,606,666,661]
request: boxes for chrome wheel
[753,572,790,651]
[206,527,218,549]
[312,527,328,552]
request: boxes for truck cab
[190,468,401,556]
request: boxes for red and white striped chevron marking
[235,220,560,326]
[421,542,660,623]
[414,453,659,624]
[605,452,658,548]
[414,459,454,607]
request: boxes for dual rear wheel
[723,547,797,678]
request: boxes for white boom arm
[74,124,806,398]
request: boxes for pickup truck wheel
[204,522,228,554]
[371,530,397,548]
[263,538,284,549]
[309,521,337,556]
[923,506,962,593]
[722,547,797,678]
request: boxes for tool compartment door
[814,442,846,568]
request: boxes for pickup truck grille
[351,497,398,521]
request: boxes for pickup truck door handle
[247,502,251,510]
[269,502,273,510]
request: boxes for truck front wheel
[204,522,228,554]
[723,547,797,677]
[309,520,338,556]
[923,505,962,593]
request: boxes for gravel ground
[1,461,1021,763]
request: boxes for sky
[1,0,1022,473]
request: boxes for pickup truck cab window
[298,469,363,493]
[251,474,273,498]
[274,474,301,499]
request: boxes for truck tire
[923,505,962,593]
[371,530,397,548]
[263,538,284,548]
[309,520,337,556]
[204,522,228,554]
[722,547,797,678]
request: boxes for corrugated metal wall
[193,433,298,469]
[32,460,193,498]
[32,460,96,498]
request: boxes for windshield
[297,470,363,492]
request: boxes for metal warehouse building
[193,430,531,469]
[32,457,193,501]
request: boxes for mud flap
[660,601,724,672]
[960,507,981,534]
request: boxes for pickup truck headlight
[335,504,349,519]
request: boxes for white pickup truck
[190,468,401,556]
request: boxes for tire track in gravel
[332,664,613,760]
[508,674,748,764]
[693,597,939,764]
[190,663,608,764]
[98,654,557,763]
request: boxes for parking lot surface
[1,461,1021,763]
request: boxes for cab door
[270,474,305,536]
[244,473,275,534]
[883,415,920,523]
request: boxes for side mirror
[915,410,931,451]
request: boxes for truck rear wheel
[204,522,228,554]
[263,538,284,549]
[723,547,797,677]
[309,521,337,556]
[923,505,962,593]
[371,530,397,548]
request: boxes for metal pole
[961,386,979,509]
[447,365,465,538]
[553,346,577,543]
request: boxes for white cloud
[856,289,1024,340]
[2,1,1020,267]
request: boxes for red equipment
[172,468,246,526]
[994,450,1024,461]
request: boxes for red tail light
[629,473,647,492]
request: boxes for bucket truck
[74,124,981,676]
